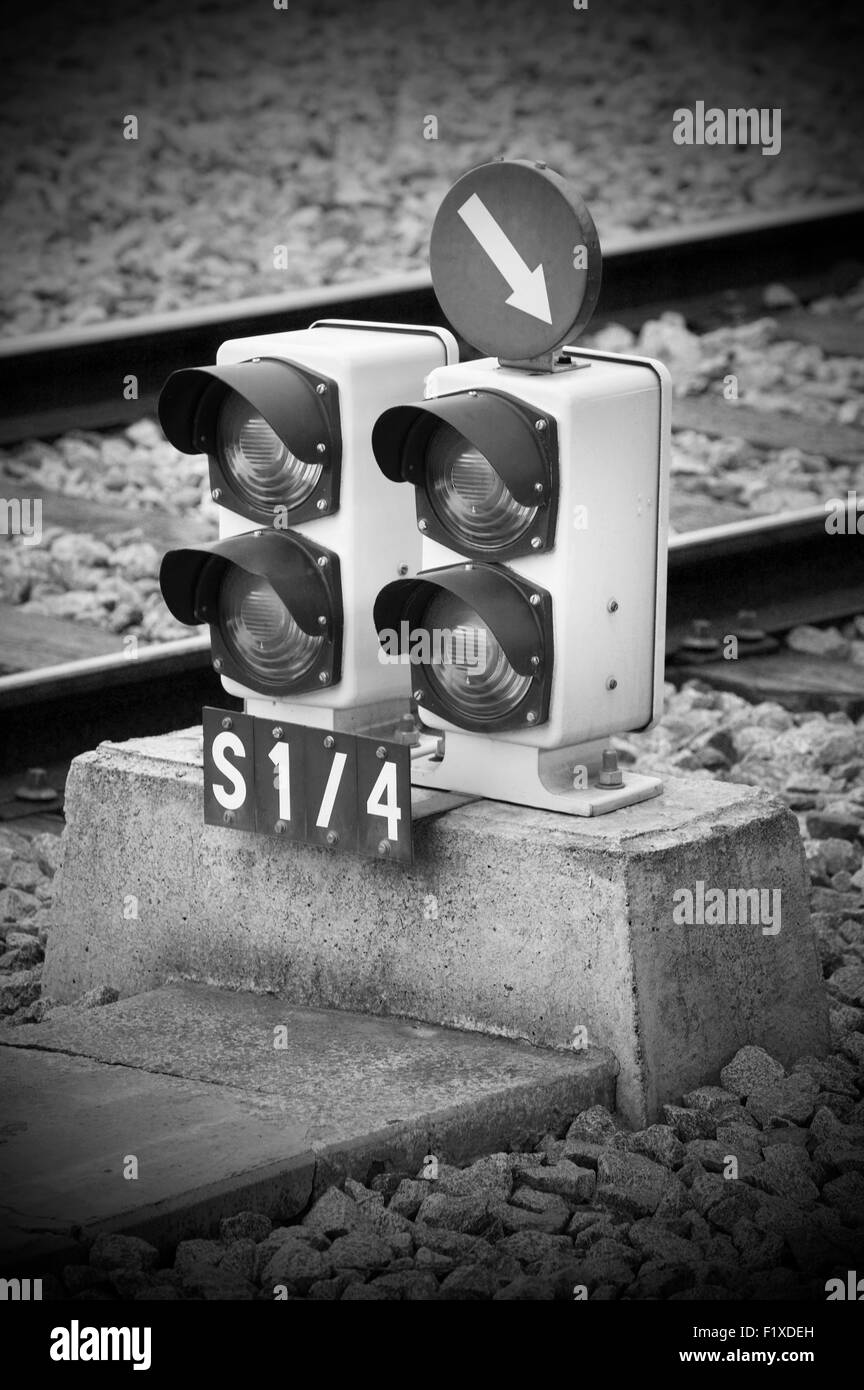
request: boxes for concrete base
[44,728,829,1125]
[0,982,613,1270]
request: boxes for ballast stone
[44,728,829,1125]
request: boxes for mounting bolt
[326,830,339,846]
[607,598,619,613]
[15,767,57,803]
[317,615,327,627]
[534,418,547,432]
[317,555,328,568]
[376,746,387,760]
[223,810,234,826]
[530,537,542,549]
[413,689,424,703]
[682,618,720,654]
[211,487,221,501]
[316,499,327,511]
[530,655,540,668]
[598,748,623,788]
[529,593,541,606]
[606,677,618,690]
[534,482,544,494]
[736,608,767,643]
[221,716,233,730]
[318,672,329,684]
[323,735,335,749]
[272,726,283,739]
[525,711,537,724]
[316,442,326,454]
[397,563,409,575]
[213,658,223,671]
[316,383,327,394]
[418,518,428,532]
[275,819,288,834]
[377,839,391,858]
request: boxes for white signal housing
[417,348,670,752]
[213,320,456,728]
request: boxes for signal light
[159,356,341,527]
[372,349,670,814]
[160,528,341,697]
[159,320,457,724]
[374,562,552,732]
[372,390,557,560]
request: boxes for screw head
[323,735,335,749]
[418,519,428,532]
[221,716,233,730]
[529,593,541,606]
[223,810,234,825]
[316,499,327,511]
[376,745,387,760]
[316,442,326,454]
[316,383,327,394]
[326,830,339,846]
[317,615,327,627]
[397,563,409,576]
[413,689,424,703]
[607,599,619,613]
[317,555,328,568]
[213,658,223,671]
[534,418,547,432]
[377,839,391,858]
[606,677,618,690]
[530,655,540,668]
[525,711,537,724]
[318,671,329,684]
[211,487,221,500]
[530,537,542,550]
[272,726,283,739]
[275,819,288,834]
[534,482,544,494]
[469,390,478,397]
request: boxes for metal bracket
[497,350,593,374]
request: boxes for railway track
[2,198,864,806]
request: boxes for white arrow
[457,192,552,324]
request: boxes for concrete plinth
[45,728,829,1125]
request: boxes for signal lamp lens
[424,422,537,553]
[218,567,323,688]
[216,392,322,513]
[422,590,532,723]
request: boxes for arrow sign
[457,193,552,325]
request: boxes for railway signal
[158,319,457,859]
[372,159,671,815]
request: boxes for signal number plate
[202,707,412,863]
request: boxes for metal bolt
[535,160,547,169]
[316,442,326,454]
[317,555,328,567]
[377,839,391,858]
[213,658,223,671]
[736,608,766,642]
[223,810,234,825]
[255,529,264,537]
[530,537,542,550]
[534,482,544,494]
[606,677,618,690]
[15,767,57,803]
[530,655,540,668]
[272,726,283,739]
[397,563,409,576]
[529,593,541,606]
[316,383,327,394]
[598,748,623,788]
[418,519,428,532]
[607,598,619,613]
[534,418,547,432]
[326,830,339,846]
[317,615,327,627]
[525,711,537,724]
[323,735,335,749]
[413,689,424,703]
[275,819,288,834]
[318,672,329,684]
[682,618,720,654]
[221,716,233,730]
[376,746,387,760]
[211,487,221,500]
[316,499,327,511]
